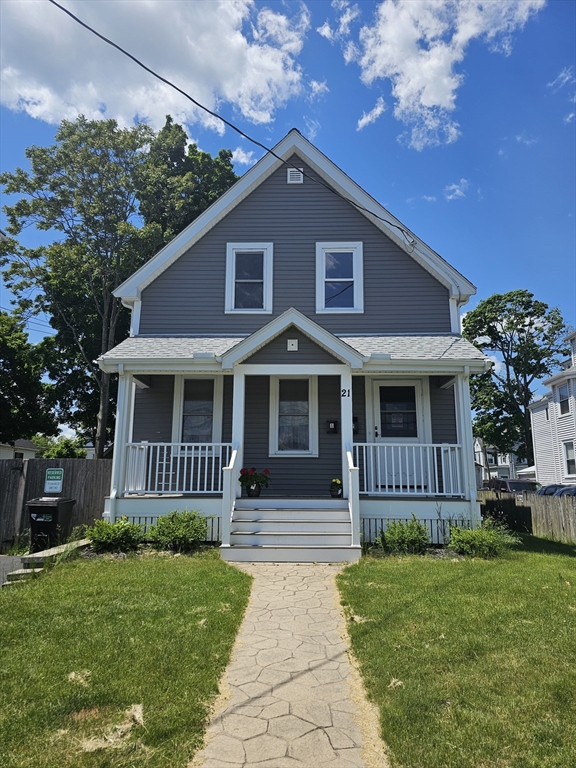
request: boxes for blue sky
[1,0,575,345]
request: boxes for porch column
[108,367,133,522]
[455,370,478,513]
[340,368,353,498]
[232,369,245,498]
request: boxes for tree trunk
[523,408,534,466]
[95,370,110,459]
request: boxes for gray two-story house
[98,129,489,562]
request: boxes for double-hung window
[269,377,318,456]
[565,441,575,476]
[182,379,214,443]
[225,243,273,313]
[558,383,570,416]
[316,242,363,313]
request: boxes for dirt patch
[81,704,144,753]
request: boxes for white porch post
[455,369,479,520]
[340,368,353,498]
[108,367,133,522]
[232,369,245,498]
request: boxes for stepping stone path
[191,563,387,768]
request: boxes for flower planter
[247,486,261,498]
[330,489,342,498]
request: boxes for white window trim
[564,440,576,477]
[172,375,224,445]
[315,241,363,314]
[269,375,318,457]
[558,383,571,417]
[225,242,273,314]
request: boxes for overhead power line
[46,0,418,247]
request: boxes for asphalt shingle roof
[100,334,485,362]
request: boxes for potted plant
[239,467,271,497]
[330,478,343,498]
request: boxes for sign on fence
[44,468,64,493]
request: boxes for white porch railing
[353,443,464,497]
[124,442,233,495]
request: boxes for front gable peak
[219,308,366,369]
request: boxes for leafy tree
[139,116,238,242]
[0,311,57,444]
[1,116,238,456]
[32,433,87,459]
[462,290,568,464]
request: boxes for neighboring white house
[529,331,576,486]
[0,439,39,460]
[473,438,529,485]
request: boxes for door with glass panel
[371,381,428,493]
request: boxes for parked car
[553,485,576,497]
[537,484,569,496]
[487,478,540,495]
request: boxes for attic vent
[287,167,304,184]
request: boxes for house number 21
[341,389,351,397]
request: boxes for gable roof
[114,129,476,304]
[219,308,367,369]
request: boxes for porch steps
[221,502,361,563]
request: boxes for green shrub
[449,518,521,558]
[86,518,144,553]
[147,510,208,553]
[374,515,429,555]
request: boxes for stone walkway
[191,563,387,768]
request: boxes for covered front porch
[100,309,487,561]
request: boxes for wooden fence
[0,459,112,552]
[478,490,576,544]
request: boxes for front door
[371,380,428,493]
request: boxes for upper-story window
[225,243,273,313]
[558,383,570,416]
[315,242,363,313]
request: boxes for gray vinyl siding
[352,376,366,441]
[132,376,174,442]
[429,378,457,444]
[531,402,556,484]
[140,154,451,335]
[243,375,342,496]
[244,327,340,364]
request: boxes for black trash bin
[27,497,76,553]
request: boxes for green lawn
[0,551,251,768]
[338,537,576,768]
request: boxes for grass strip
[338,536,576,768]
[0,550,251,768]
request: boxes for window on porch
[182,379,214,442]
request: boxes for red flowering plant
[238,467,271,489]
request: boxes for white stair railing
[221,442,239,548]
[346,443,360,547]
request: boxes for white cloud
[564,112,575,124]
[422,195,436,203]
[309,80,329,101]
[444,178,469,201]
[547,66,575,92]
[232,146,256,165]
[338,5,361,36]
[304,116,321,141]
[515,132,537,146]
[354,0,545,149]
[317,20,335,41]
[0,0,310,130]
[357,96,386,130]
